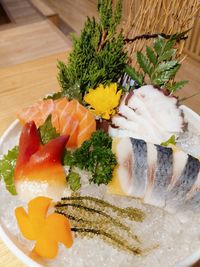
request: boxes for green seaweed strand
[59,196,145,222]
[56,202,139,241]
[71,227,142,255]
[57,209,141,244]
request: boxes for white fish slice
[110,137,200,213]
[143,143,157,204]
[130,138,148,198]
[144,145,173,207]
[166,155,200,211]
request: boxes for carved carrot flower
[84,83,122,120]
[15,196,73,259]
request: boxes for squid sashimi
[14,121,69,200]
[17,97,96,148]
[108,137,200,213]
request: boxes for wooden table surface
[0,51,67,136]
[0,20,71,67]
[0,51,67,266]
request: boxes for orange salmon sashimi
[77,108,96,147]
[51,97,69,132]
[17,97,96,148]
[18,99,54,128]
[58,99,96,147]
[60,115,79,148]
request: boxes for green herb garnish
[44,91,64,101]
[63,130,117,185]
[39,115,59,144]
[161,135,176,147]
[125,34,188,92]
[0,146,18,195]
[67,172,81,192]
[58,0,127,99]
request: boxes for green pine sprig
[58,0,127,100]
[126,34,188,93]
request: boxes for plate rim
[0,107,200,267]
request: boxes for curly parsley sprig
[63,130,117,186]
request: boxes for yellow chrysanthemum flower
[84,83,122,120]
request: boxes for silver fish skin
[111,137,200,213]
[166,155,200,211]
[130,138,148,198]
[147,145,173,207]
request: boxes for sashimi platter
[1,1,200,267]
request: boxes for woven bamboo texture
[117,0,200,64]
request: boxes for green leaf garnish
[124,65,143,86]
[63,150,75,166]
[146,46,157,66]
[67,172,81,192]
[44,91,64,100]
[156,60,178,73]
[161,135,176,147]
[39,115,59,144]
[137,51,151,75]
[153,36,165,55]
[166,80,188,93]
[126,34,188,92]
[0,146,18,195]
[158,49,176,61]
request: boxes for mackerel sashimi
[18,97,96,148]
[109,137,200,213]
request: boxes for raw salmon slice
[18,99,54,128]
[59,115,79,148]
[18,97,96,148]
[52,98,69,132]
[77,113,96,147]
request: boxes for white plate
[0,105,200,267]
